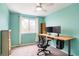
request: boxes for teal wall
[0,4,9,54]
[9,12,20,47]
[45,3,79,56]
[0,4,9,30]
[21,33,36,44]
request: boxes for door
[2,30,11,56]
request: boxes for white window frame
[20,16,36,34]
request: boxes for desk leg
[68,40,71,56]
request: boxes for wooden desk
[39,34,74,56]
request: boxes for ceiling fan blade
[36,3,42,6]
[42,8,47,12]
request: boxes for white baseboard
[11,42,37,48]
[20,42,37,46]
[11,45,20,48]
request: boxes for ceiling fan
[36,3,47,12]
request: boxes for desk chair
[37,36,51,56]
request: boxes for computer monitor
[46,26,61,33]
[46,27,53,33]
[52,26,61,33]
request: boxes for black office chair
[37,36,51,56]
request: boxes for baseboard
[20,42,37,46]
[11,45,20,48]
[11,42,37,49]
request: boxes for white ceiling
[6,3,72,16]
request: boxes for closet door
[2,30,11,56]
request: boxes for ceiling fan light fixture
[36,6,42,11]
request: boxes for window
[20,17,36,34]
[29,19,36,33]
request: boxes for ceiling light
[36,3,43,11]
[36,6,42,11]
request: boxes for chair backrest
[37,36,48,48]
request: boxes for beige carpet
[10,44,68,56]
